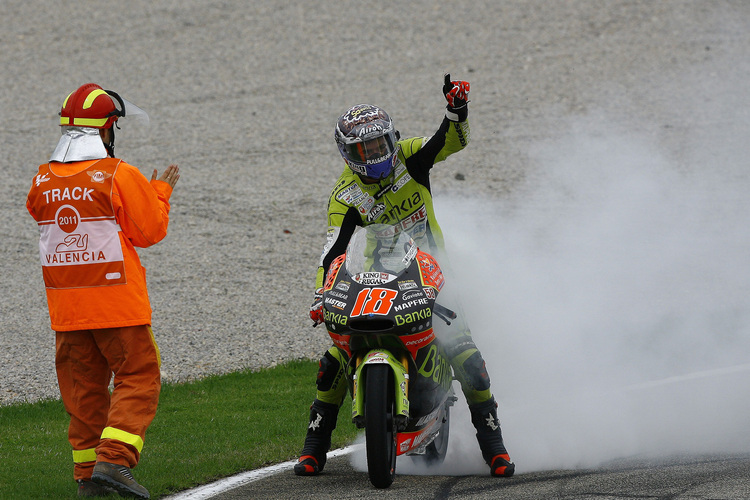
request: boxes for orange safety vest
[27,158,172,331]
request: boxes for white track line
[625,363,750,391]
[163,446,357,500]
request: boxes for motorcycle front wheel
[365,364,397,488]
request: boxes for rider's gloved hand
[310,287,324,326]
[443,73,470,121]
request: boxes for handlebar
[434,303,457,325]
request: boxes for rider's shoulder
[329,169,367,206]
[331,168,359,189]
[397,136,429,160]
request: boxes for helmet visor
[344,135,393,164]
[342,130,398,179]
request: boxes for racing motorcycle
[321,224,457,488]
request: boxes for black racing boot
[470,397,515,477]
[294,399,339,476]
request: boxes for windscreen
[345,224,418,276]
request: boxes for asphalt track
[3,1,750,499]
[167,448,750,499]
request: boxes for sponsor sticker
[324,297,347,310]
[336,183,366,205]
[358,195,375,215]
[353,271,396,285]
[401,290,425,301]
[366,203,386,222]
[398,280,418,291]
[400,439,412,453]
[327,290,348,300]
[391,173,412,193]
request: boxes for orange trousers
[55,325,161,481]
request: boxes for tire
[365,364,397,488]
[413,403,450,466]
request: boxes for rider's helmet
[334,104,400,181]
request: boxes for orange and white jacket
[27,158,173,332]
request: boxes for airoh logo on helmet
[358,124,384,139]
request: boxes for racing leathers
[313,112,495,406]
[298,104,514,477]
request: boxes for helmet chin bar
[358,172,384,184]
[344,147,399,181]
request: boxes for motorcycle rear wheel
[365,364,397,488]
[415,404,450,466]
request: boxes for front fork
[351,350,410,431]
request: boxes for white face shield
[112,94,150,126]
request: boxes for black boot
[294,399,339,476]
[469,397,515,477]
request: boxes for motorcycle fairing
[328,327,433,360]
[395,407,444,456]
[397,329,436,360]
[416,250,445,291]
[351,350,409,425]
[328,331,352,357]
[323,253,346,291]
[320,224,456,470]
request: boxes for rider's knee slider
[316,350,342,392]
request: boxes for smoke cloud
[351,50,750,475]
[435,109,750,473]
[350,107,750,476]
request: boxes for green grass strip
[0,360,359,499]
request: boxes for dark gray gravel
[2,1,748,411]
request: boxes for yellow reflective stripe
[72,447,97,464]
[61,92,73,110]
[60,116,70,125]
[101,427,144,452]
[83,89,108,109]
[147,326,162,368]
[72,117,108,127]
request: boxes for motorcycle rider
[294,74,515,478]
[26,83,180,498]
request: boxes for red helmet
[59,83,124,129]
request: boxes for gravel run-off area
[2,0,749,430]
